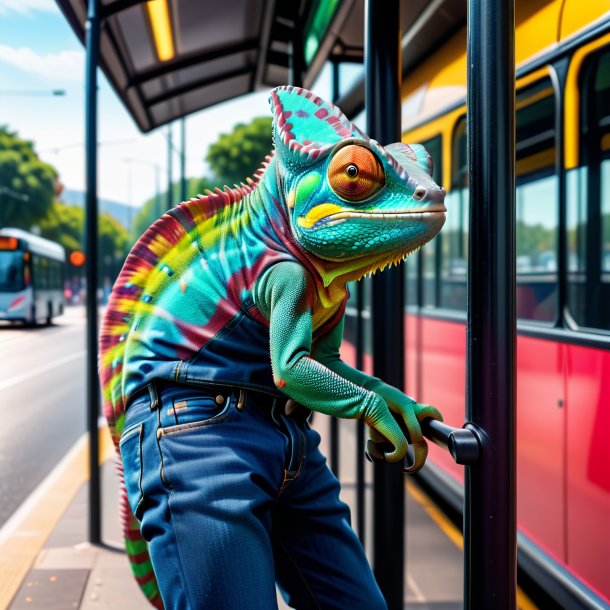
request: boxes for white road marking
[0,324,81,349]
[0,350,86,392]
[407,571,427,602]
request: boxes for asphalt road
[0,306,88,528]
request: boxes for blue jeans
[119,381,387,610]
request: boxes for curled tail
[117,459,164,609]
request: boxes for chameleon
[99,85,446,608]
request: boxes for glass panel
[515,78,558,323]
[567,48,610,332]
[440,119,468,311]
[404,252,418,307]
[0,251,24,292]
[602,160,610,274]
[440,188,468,310]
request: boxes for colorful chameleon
[99,86,446,607]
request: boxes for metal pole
[355,283,366,543]
[465,0,516,607]
[180,117,187,202]
[289,1,305,88]
[365,1,404,607]
[329,60,340,477]
[85,0,101,545]
[167,124,173,212]
[155,164,162,219]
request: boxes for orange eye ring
[327,145,385,202]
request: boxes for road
[0,307,88,528]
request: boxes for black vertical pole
[290,1,305,88]
[365,1,404,608]
[180,117,187,202]
[329,60,340,477]
[465,0,516,607]
[85,0,101,545]
[355,283,366,543]
[167,124,173,211]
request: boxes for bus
[339,2,610,608]
[0,228,66,325]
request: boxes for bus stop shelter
[55,1,517,608]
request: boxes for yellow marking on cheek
[297,203,344,229]
[287,190,296,209]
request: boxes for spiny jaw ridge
[312,208,446,229]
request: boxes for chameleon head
[270,86,446,274]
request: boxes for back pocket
[119,423,144,520]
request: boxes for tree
[131,177,215,240]
[39,200,130,290]
[205,117,272,186]
[0,126,58,230]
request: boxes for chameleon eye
[328,145,385,202]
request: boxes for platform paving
[6,415,463,609]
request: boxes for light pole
[123,158,164,220]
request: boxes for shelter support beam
[85,0,101,545]
[465,0,517,607]
[365,1,404,608]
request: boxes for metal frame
[464,0,516,606]
[365,1,405,608]
[85,0,101,545]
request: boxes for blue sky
[0,0,362,215]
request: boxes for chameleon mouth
[313,206,446,229]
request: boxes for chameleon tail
[117,458,165,609]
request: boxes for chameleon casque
[99,86,446,607]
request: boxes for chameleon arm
[254,261,408,462]
[311,315,443,473]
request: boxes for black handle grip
[364,416,481,469]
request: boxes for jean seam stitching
[167,491,197,610]
[277,538,322,610]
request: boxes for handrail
[365,416,481,468]
[421,419,480,466]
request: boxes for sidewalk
[1,417,467,610]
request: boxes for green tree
[0,126,58,229]
[205,117,272,186]
[131,177,215,240]
[39,200,130,290]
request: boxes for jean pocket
[119,423,145,520]
[160,393,235,436]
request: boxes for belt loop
[271,397,282,426]
[148,382,159,411]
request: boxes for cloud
[0,0,56,14]
[0,45,84,82]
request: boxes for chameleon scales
[99,86,446,608]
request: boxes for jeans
[119,380,387,610]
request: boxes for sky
[0,0,361,212]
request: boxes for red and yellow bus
[341,1,610,607]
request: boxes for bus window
[515,77,558,323]
[404,135,443,309]
[0,251,24,292]
[567,48,610,332]
[440,119,468,311]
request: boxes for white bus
[0,228,66,325]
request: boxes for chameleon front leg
[255,261,418,463]
[311,316,442,473]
